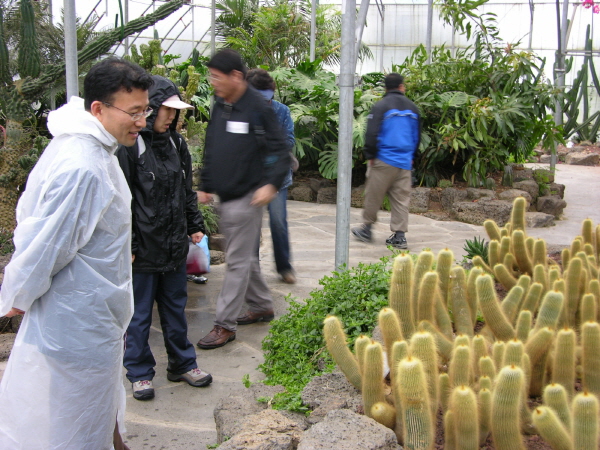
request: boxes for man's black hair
[246,68,275,91]
[384,73,404,91]
[83,57,153,111]
[207,49,247,76]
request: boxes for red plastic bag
[186,241,209,275]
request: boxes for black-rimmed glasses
[102,102,153,122]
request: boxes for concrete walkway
[0,164,597,449]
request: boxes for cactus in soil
[580,293,597,323]
[520,282,544,313]
[0,5,10,86]
[548,265,562,287]
[17,0,41,79]
[503,339,525,367]
[439,373,451,412]
[562,248,571,270]
[417,272,438,324]
[410,331,439,419]
[542,383,572,431]
[491,365,526,450]
[450,385,479,450]
[450,266,473,336]
[565,258,582,327]
[479,374,493,391]
[478,387,492,445]
[582,219,594,246]
[501,285,524,324]
[492,342,506,374]
[484,219,502,242]
[510,197,527,232]
[378,308,403,356]
[354,334,370,375]
[412,251,435,323]
[436,249,453,305]
[444,410,457,450]
[572,392,599,450]
[477,274,515,341]
[533,264,548,291]
[417,320,453,361]
[363,342,385,420]
[449,345,473,388]
[371,401,396,429]
[513,230,534,275]
[390,340,408,384]
[533,290,564,332]
[526,327,555,396]
[489,240,500,269]
[389,254,415,339]
[531,407,574,450]
[396,357,434,450]
[472,335,488,377]
[581,321,600,399]
[323,316,361,390]
[552,328,576,398]
[466,266,482,325]
[533,239,548,268]
[435,291,454,340]
[495,263,518,290]
[515,310,533,343]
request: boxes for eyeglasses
[102,102,153,121]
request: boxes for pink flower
[594,4,600,12]
[582,0,593,8]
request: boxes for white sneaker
[167,367,213,387]
[132,380,155,401]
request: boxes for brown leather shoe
[197,325,236,349]
[237,310,275,325]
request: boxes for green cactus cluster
[323,197,600,448]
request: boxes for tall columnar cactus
[449,385,479,450]
[477,274,515,341]
[581,321,600,398]
[0,5,10,86]
[552,328,576,398]
[410,331,439,420]
[491,365,526,450]
[323,316,361,390]
[532,406,574,450]
[389,254,414,339]
[396,357,434,450]
[572,392,599,450]
[542,383,572,431]
[363,341,386,420]
[17,0,41,79]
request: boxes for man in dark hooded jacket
[117,75,212,401]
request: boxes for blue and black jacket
[364,90,421,170]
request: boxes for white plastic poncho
[0,97,134,449]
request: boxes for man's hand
[132,255,136,263]
[5,308,24,318]
[190,231,204,244]
[197,191,213,204]
[251,184,277,206]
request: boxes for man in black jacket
[117,76,212,401]
[351,73,421,249]
[197,49,289,349]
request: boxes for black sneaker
[386,233,408,249]
[351,225,372,242]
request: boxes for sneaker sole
[351,230,372,243]
[167,372,213,387]
[196,333,236,349]
[237,315,275,325]
[133,389,155,401]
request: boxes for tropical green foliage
[260,255,396,411]
[215,0,372,70]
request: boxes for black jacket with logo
[116,76,204,273]
[200,86,290,202]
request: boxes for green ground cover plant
[259,254,398,411]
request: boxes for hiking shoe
[192,275,208,284]
[132,380,155,401]
[167,368,213,387]
[351,225,372,243]
[197,325,236,349]
[280,270,296,284]
[386,233,408,249]
[237,309,275,325]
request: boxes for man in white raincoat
[0,58,153,449]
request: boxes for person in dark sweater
[351,73,421,249]
[197,49,289,350]
[117,75,212,401]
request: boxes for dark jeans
[124,262,197,382]
[268,188,293,274]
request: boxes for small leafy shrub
[437,179,453,188]
[533,168,554,196]
[259,255,397,411]
[0,228,14,256]
[462,236,488,264]
[198,204,219,236]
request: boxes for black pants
[124,263,197,382]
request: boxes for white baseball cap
[162,95,194,110]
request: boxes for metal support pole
[191,0,195,58]
[211,0,216,56]
[124,0,129,55]
[310,0,317,62]
[335,0,356,271]
[426,0,434,63]
[64,0,79,101]
[552,0,569,171]
[380,4,384,72]
[354,0,370,68]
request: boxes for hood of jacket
[47,97,118,152]
[143,75,185,133]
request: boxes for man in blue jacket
[352,73,421,249]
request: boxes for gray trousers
[215,191,273,331]
[363,158,412,233]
